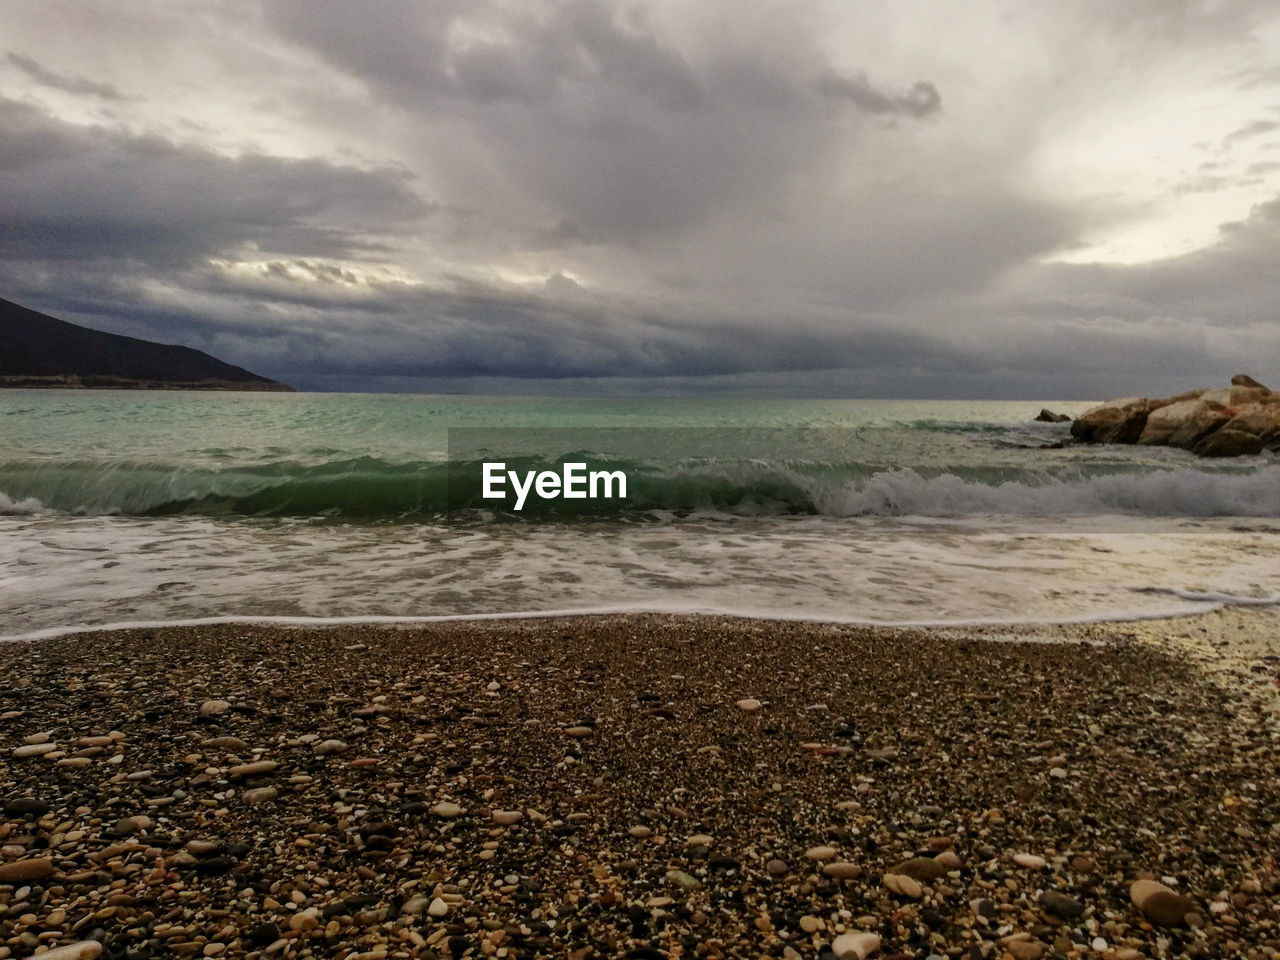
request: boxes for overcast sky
[2,1,1279,397]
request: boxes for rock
[1139,398,1215,445]
[1076,378,1279,456]
[822,861,861,879]
[30,943,103,960]
[1231,373,1269,389]
[428,897,449,918]
[934,850,961,869]
[1194,427,1267,457]
[1070,855,1097,873]
[831,931,880,959]
[201,736,250,751]
[3,797,51,818]
[1071,397,1153,444]
[799,915,823,933]
[1006,942,1044,960]
[766,859,790,876]
[229,760,278,778]
[1131,879,1197,927]
[1041,889,1085,918]
[199,699,232,716]
[1035,409,1072,423]
[735,698,763,713]
[888,856,946,881]
[563,726,594,738]
[112,815,152,836]
[0,857,55,882]
[883,873,923,898]
[492,810,523,825]
[314,739,348,754]
[805,845,838,860]
[685,833,714,846]
[242,786,278,804]
[1013,853,1046,869]
[629,825,652,838]
[431,801,464,818]
[12,742,58,758]
[665,869,702,892]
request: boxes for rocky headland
[1069,375,1279,457]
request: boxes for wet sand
[2,610,1278,960]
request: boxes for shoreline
[2,611,1277,958]
[4,596,1279,646]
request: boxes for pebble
[1040,889,1085,918]
[430,802,464,818]
[229,759,278,778]
[314,739,348,754]
[242,787,278,804]
[766,859,790,876]
[805,845,838,860]
[428,897,449,918]
[830,931,880,959]
[1130,878,1197,927]
[735,698,763,712]
[492,810,523,825]
[889,856,946,880]
[3,798,51,818]
[799,915,823,933]
[1049,767,1067,779]
[11,742,57,758]
[1013,852,1046,869]
[113,815,152,836]
[0,858,55,883]
[628,826,652,838]
[199,699,232,716]
[29,943,103,960]
[822,861,861,879]
[883,873,923,898]
[563,726,593,738]
[202,736,249,751]
[665,869,702,892]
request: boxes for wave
[1,456,1278,520]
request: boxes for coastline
[3,611,1277,959]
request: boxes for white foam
[3,513,1278,643]
[807,466,1280,517]
[0,491,48,515]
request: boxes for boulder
[1070,398,1153,444]
[1139,399,1214,445]
[1231,373,1270,390]
[1194,429,1266,458]
[1035,409,1072,423]
[1166,404,1231,450]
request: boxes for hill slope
[0,297,293,390]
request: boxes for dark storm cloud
[3,1,1279,398]
[5,52,126,101]
[263,1,943,239]
[815,70,940,118]
[0,98,430,267]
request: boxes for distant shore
[2,610,1277,958]
[0,375,294,391]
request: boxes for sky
[1,0,1279,398]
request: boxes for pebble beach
[2,610,1278,960]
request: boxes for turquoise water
[2,390,1278,639]
[3,391,1276,518]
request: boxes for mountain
[0,297,294,391]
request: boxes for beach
[3,609,1277,960]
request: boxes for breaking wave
[1,456,1277,519]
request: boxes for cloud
[1,1,1279,399]
[0,98,431,267]
[5,52,126,100]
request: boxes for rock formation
[1070,376,1278,457]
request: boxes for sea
[2,390,1278,642]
